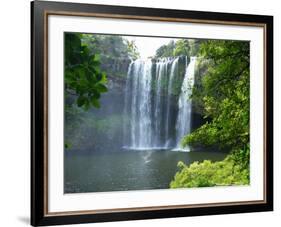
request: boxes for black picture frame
[31,0,273,226]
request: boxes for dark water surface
[64,149,226,193]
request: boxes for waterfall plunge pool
[64,148,227,193]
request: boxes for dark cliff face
[191,58,210,132]
[102,57,131,93]
[101,58,131,79]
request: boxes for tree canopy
[155,39,201,58]
[64,33,108,110]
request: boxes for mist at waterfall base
[64,56,227,193]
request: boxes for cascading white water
[175,57,197,151]
[124,56,196,151]
[126,59,153,149]
[165,58,179,147]
[153,58,172,147]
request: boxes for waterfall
[124,56,196,151]
[175,57,196,151]
[154,58,171,147]
[125,59,153,148]
[165,58,179,148]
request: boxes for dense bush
[170,145,250,188]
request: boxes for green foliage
[188,39,201,56]
[82,35,139,78]
[181,40,250,150]
[64,142,72,149]
[64,33,109,150]
[173,39,190,56]
[155,39,201,58]
[170,145,250,188]
[231,143,250,171]
[64,33,108,110]
[83,35,129,59]
[155,40,176,58]
[124,39,141,60]
[64,34,140,150]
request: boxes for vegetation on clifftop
[155,39,201,58]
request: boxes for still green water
[64,149,226,193]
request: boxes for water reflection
[64,149,226,193]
